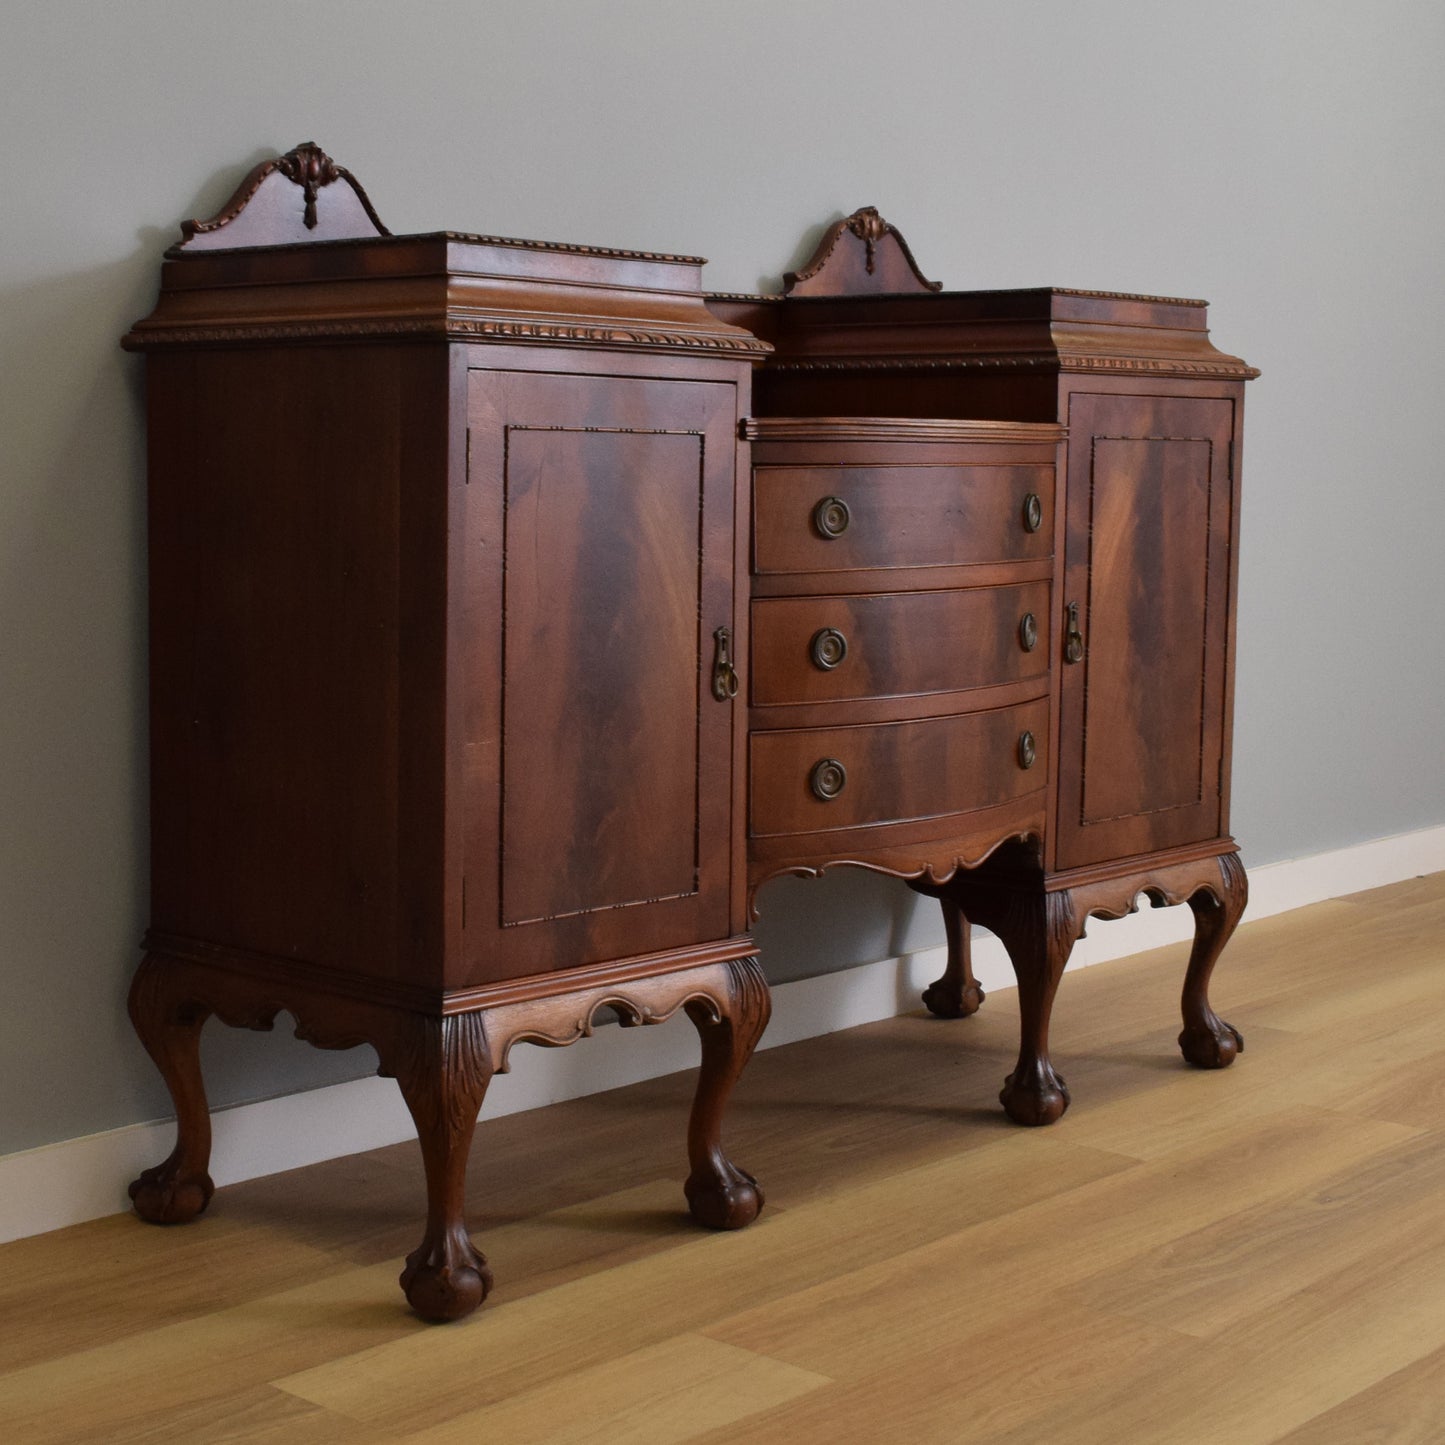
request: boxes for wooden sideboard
[122,148,1256,1320]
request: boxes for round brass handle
[813,496,851,539]
[809,627,849,671]
[1022,492,1044,533]
[1018,731,1037,770]
[809,757,848,801]
[1018,612,1038,652]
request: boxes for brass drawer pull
[1022,492,1044,533]
[812,496,851,539]
[1018,612,1038,652]
[1018,731,1037,770]
[809,758,848,800]
[809,627,849,671]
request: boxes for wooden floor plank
[1272,1343,1445,1444]
[0,1204,346,1375]
[1068,1123,1445,1340]
[687,1303,1189,1445]
[695,1110,1413,1382]
[398,1335,830,1444]
[971,1204,1445,1445]
[92,1385,394,1445]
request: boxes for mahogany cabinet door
[1053,392,1237,871]
[462,367,739,982]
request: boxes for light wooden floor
[3,873,1444,1443]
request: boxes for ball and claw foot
[1000,1061,1071,1127]
[685,1160,765,1231]
[129,1161,215,1225]
[922,977,985,1020]
[1179,1016,1244,1070]
[400,1231,494,1323]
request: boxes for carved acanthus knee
[383,1010,496,1323]
[994,888,1079,1126]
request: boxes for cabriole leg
[127,953,216,1224]
[996,889,1079,1126]
[386,1011,496,1323]
[683,955,770,1230]
[939,881,1080,1126]
[1180,852,1248,1068]
[922,894,986,1019]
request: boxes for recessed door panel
[465,368,737,981]
[1055,394,1235,870]
[500,427,702,925]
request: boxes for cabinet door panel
[1054,393,1235,870]
[464,368,737,982]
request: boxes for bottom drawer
[750,698,1048,838]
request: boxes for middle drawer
[751,582,1051,706]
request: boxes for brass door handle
[1018,612,1038,652]
[1064,602,1085,664]
[1023,493,1044,533]
[711,626,739,701]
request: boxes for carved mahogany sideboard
[122,147,1256,1321]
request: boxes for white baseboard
[4,823,1442,1246]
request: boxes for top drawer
[753,464,1053,575]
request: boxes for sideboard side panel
[146,344,452,986]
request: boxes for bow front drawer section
[749,698,1049,838]
[752,465,1054,575]
[751,582,1051,706]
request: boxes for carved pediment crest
[172,141,390,253]
[783,206,942,297]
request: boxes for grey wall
[2,0,1442,1155]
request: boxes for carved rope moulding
[126,317,773,353]
[768,354,1258,378]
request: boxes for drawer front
[753,464,1053,574]
[750,699,1049,837]
[751,582,1051,706]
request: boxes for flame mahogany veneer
[122,148,1256,1320]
